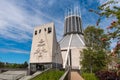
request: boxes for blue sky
[0,0,119,63]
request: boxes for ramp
[70,71,84,80]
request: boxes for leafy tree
[0,61,4,68]
[0,61,28,68]
[89,0,120,76]
[23,61,28,68]
[81,26,110,73]
[84,26,110,50]
[90,0,120,55]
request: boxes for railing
[29,68,51,80]
[59,68,70,80]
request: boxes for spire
[64,6,83,36]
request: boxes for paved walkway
[0,71,26,80]
[70,71,84,80]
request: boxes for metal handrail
[29,68,51,80]
[59,68,70,80]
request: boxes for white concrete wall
[61,50,67,66]
[61,47,85,69]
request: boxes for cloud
[34,0,56,8]
[99,0,120,7]
[1,0,101,43]
[81,4,99,29]
[0,0,33,42]
[0,0,63,42]
[0,48,29,54]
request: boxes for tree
[0,62,4,68]
[81,26,110,73]
[89,0,120,76]
[84,26,110,50]
[23,61,28,68]
[90,0,120,55]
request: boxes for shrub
[95,70,119,80]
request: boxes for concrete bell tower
[29,22,63,74]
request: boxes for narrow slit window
[39,29,41,33]
[44,28,46,31]
[48,27,52,33]
[35,30,37,35]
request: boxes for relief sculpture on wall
[34,39,47,58]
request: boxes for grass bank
[82,73,99,80]
[30,69,64,80]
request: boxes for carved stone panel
[34,39,47,58]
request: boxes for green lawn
[30,69,64,80]
[82,73,99,80]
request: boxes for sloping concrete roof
[59,34,85,49]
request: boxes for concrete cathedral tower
[29,23,62,74]
[59,7,85,70]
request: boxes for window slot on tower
[35,30,37,35]
[39,29,41,33]
[44,28,46,31]
[48,27,52,33]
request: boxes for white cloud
[0,48,29,54]
[99,0,106,5]
[99,0,120,7]
[34,0,56,7]
[0,0,63,42]
[0,0,33,42]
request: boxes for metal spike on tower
[64,6,83,36]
